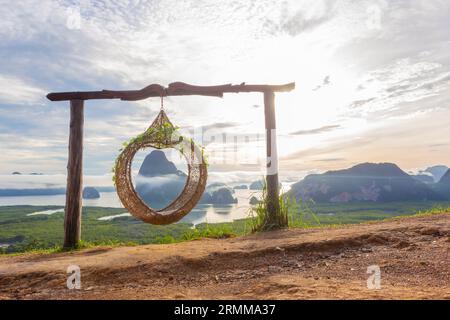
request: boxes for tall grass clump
[249,181,320,232]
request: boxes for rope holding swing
[114,103,208,225]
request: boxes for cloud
[263,0,336,36]
[0,75,47,104]
[1,0,450,178]
[345,55,450,119]
[349,98,376,108]
[207,170,264,185]
[313,75,331,91]
[314,158,346,162]
[0,0,285,176]
[428,143,446,148]
[200,122,242,132]
[290,125,341,136]
[281,105,450,172]
[0,174,113,189]
[134,174,186,189]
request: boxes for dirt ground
[0,213,449,300]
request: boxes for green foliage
[111,122,180,185]
[284,197,321,228]
[0,206,190,254]
[182,223,237,241]
[74,239,138,250]
[306,201,450,224]
[155,235,177,244]
[249,181,285,231]
[249,180,320,232]
[0,206,248,254]
[415,205,450,215]
[247,184,450,231]
[111,122,208,185]
[1,201,449,255]
[389,205,450,220]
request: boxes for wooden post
[64,100,84,248]
[264,91,284,228]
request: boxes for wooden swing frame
[47,81,295,248]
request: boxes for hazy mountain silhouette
[249,180,264,190]
[439,169,450,183]
[410,174,434,184]
[287,163,445,203]
[424,165,449,182]
[138,150,185,177]
[135,151,186,209]
[82,187,100,199]
[199,186,238,204]
[431,169,450,200]
[135,150,237,207]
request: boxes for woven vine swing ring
[113,109,208,225]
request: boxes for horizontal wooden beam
[46,82,295,101]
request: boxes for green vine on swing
[111,122,208,186]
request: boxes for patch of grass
[182,223,237,241]
[389,206,450,220]
[249,182,284,231]
[249,181,320,232]
[155,235,177,244]
[152,223,239,244]
[0,206,193,254]
[74,239,138,250]
[286,197,321,229]
[0,239,139,256]
[1,202,449,255]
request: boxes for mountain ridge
[287,162,446,203]
[439,169,450,183]
[138,150,186,177]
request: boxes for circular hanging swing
[114,105,207,225]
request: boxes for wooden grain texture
[64,100,84,248]
[264,91,283,227]
[47,82,295,101]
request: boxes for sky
[0,0,449,187]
